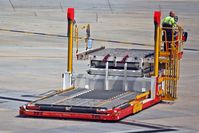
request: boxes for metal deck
[33,88,139,109]
[90,48,154,59]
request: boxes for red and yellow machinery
[19,8,187,121]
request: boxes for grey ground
[0,0,199,132]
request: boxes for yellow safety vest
[162,16,176,27]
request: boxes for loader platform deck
[20,87,156,121]
[34,88,139,109]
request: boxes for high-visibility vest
[162,16,176,27]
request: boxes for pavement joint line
[0,28,151,46]
[107,128,178,133]
[120,119,175,130]
[0,55,65,59]
[0,28,197,52]
[0,96,32,102]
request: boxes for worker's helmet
[169,11,175,17]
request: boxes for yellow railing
[74,24,90,54]
[160,26,184,100]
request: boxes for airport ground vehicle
[19,8,187,121]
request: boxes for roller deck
[31,89,139,109]
[20,87,155,121]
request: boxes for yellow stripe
[135,91,150,100]
[67,22,73,73]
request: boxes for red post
[67,8,74,21]
[154,11,161,26]
[153,11,161,98]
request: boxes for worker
[162,11,178,51]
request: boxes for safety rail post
[75,24,79,54]
[63,8,75,90]
[67,8,74,74]
[154,11,161,77]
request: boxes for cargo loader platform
[20,87,154,121]
[33,89,139,109]
[19,9,187,121]
[20,47,158,121]
[18,45,172,121]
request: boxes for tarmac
[0,0,199,132]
